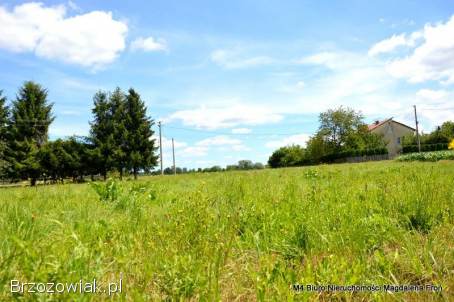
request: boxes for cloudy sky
[1,0,454,168]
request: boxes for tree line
[0,82,157,185]
[268,107,386,168]
[151,160,265,175]
[268,107,454,168]
[402,121,454,153]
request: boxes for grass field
[1,161,453,301]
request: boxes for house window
[397,137,401,145]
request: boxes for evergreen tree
[6,82,54,185]
[124,88,158,179]
[0,91,9,177]
[38,136,92,183]
[37,141,58,183]
[90,91,115,180]
[109,88,128,180]
[76,136,97,181]
[64,136,86,182]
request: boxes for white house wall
[371,121,414,157]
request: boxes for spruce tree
[124,88,158,179]
[109,88,128,180]
[6,82,54,185]
[0,91,9,177]
[90,91,115,180]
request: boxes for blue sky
[1,0,454,169]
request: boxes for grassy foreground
[1,161,453,301]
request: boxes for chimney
[374,120,380,125]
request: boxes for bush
[402,143,448,153]
[319,147,388,163]
[90,178,121,202]
[268,145,308,168]
[396,150,454,162]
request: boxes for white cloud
[415,89,454,130]
[211,49,272,69]
[174,135,250,160]
[130,36,167,52]
[369,32,422,56]
[294,51,396,115]
[231,144,251,151]
[297,52,341,68]
[196,135,242,147]
[196,135,250,153]
[369,34,407,56]
[275,79,306,94]
[231,128,252,134]
[416,89,447,100]
[265,134,310,149]
[385,15,454,84]
[180,146,208,157]
[296,81,305,89]
[293,30,453,130]
[166,104,283,129]
[419,109,454,132]
[159,136,187,149]
[297,51,370,70]
[0,2,128,68]
[67,0,80,12]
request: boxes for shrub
[403,143,448,153]
[396,150,454,162]
[268,145,308,168]
[90,178,121,202]
[319,147,388,163]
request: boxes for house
[368,118,415,157]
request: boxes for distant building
[368,118,415,157]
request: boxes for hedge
[402,143,448,153]
[320,147,388,163]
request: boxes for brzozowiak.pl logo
[10,275,123,296]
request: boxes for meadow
[0,161,453,301]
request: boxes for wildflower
[449,139,454,150]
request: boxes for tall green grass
[1,161,453,301]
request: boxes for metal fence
[335,153,390,163]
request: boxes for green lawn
[1,161,453,301]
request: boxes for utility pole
[413,105,421,152]
[158,121,163,175]
[172,138,176,175]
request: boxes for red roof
[368,118,391,131]
[368,118,415,132]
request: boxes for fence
[320,147,389,164]
[341,153,390,163]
